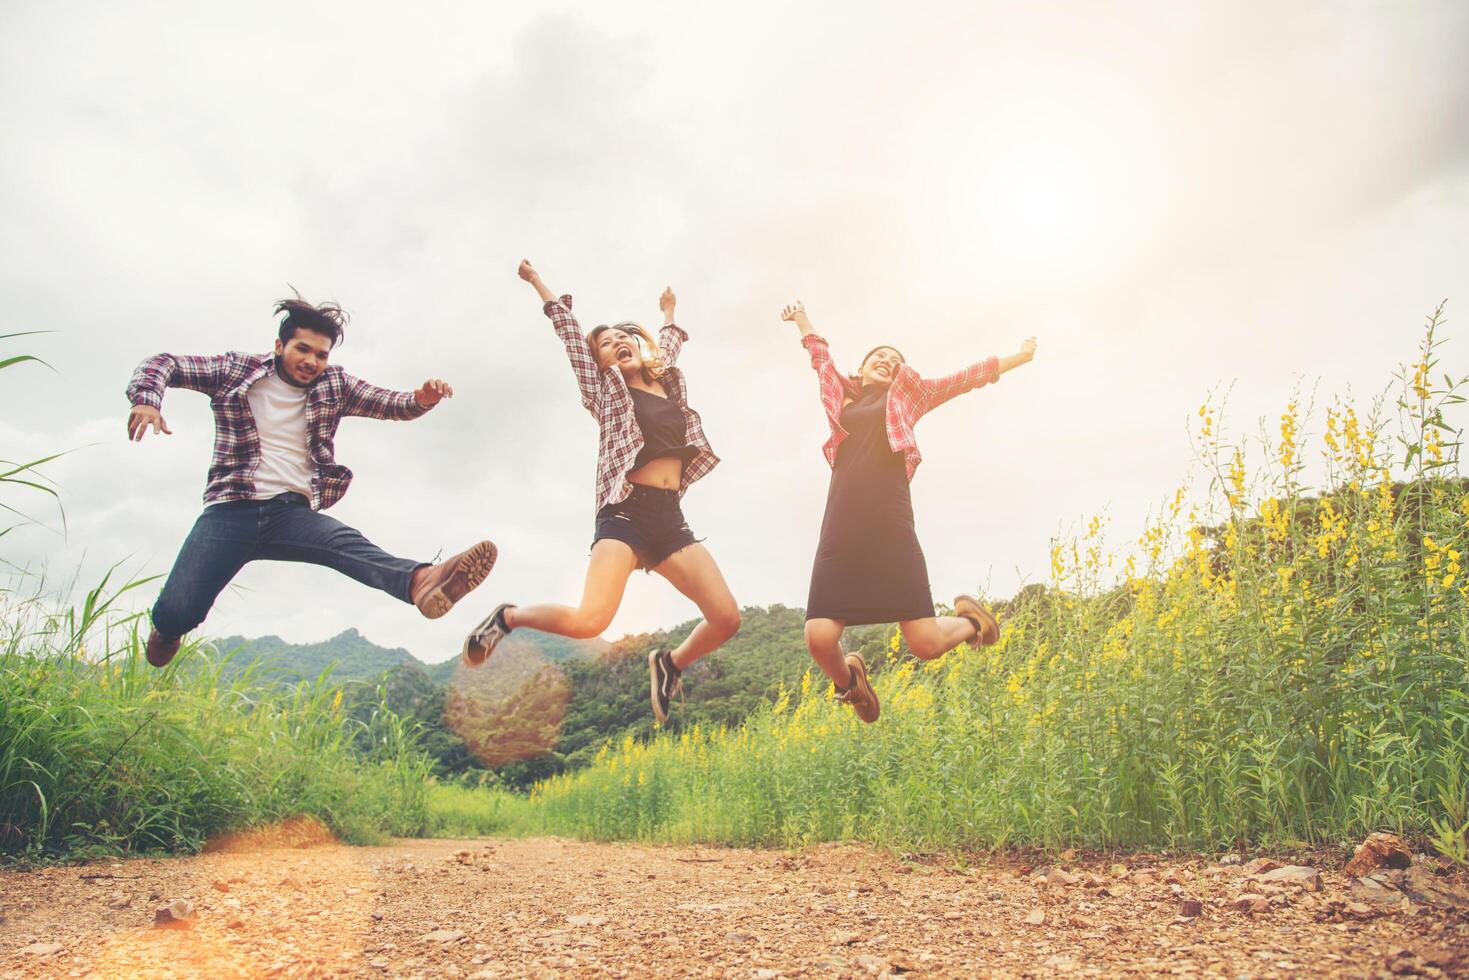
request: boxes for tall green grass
[494,306,1469,855]
[0,570,436,858]
[1,330,66,541]
[424,781,536,838]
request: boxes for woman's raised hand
[782,301,816,338]
[995,337,1039,377]
[659,287,676,320]
[520,259,559,304]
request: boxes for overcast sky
[3,1,1466,665]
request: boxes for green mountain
[422,630,595,686]
[211,607,910,790]
[205,627,600,687]
[208,629,421,684]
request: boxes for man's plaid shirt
[126,351,429,510]
[801,333,999,480]
[545,296,719,515]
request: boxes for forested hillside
[214,607,907,789]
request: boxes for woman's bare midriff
[626,456,684,490]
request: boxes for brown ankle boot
[146,629,181,668]
[412,540,498,619]
[835,653,880,724]
[954,594,1000,646]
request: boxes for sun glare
[944,108,1139,290]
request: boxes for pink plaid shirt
[546,296,719,515]
[126,351,429,510]
[801,333,999,481]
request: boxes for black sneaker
[648,648,682,724]
[462,603,515,668]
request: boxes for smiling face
[858,346,904,386]
[273,327,334,386]
[588,325,645,375]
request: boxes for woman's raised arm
[521,259,603,416]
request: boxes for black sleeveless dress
[805,383,935,624]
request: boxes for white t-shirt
[245,369,315,500]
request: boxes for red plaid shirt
[126,351,429,510]
[546,296,719,514]
[801,333,999,481]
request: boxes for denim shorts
[592,484,701,570]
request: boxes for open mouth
[616,344,634,362]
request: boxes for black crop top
[629,386,699,471]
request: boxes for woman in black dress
[782,301,1037,722]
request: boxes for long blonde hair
[587,321,668,384]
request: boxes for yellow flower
[1427,427,1445,466]
[1314,499,1346,558]
[1227,449,1247,509]
[1278,400,1300,472]
[1411,350,1431,400]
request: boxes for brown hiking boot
[836,653,880,724]
[146,628,181,668]
[954,594,1000,646]
[412,540,498,619]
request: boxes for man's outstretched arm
[343,375,452,420]
[124,352,232,441]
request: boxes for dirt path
[2,835,1466,978]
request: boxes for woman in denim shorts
[463,260,740,724]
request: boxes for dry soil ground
[2,835,1467,978]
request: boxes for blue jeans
[151,492,424,639]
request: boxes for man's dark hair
[274,289,348,348]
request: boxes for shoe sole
[461,602,512,668]
[647,649,683,725]
[648,650,668,724]
[844,653,880,724]
[419,541,498,620]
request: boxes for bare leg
[650,544,741,670]
[804,617,850,687]
[898,616,978,661]
[505,540,640,639]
